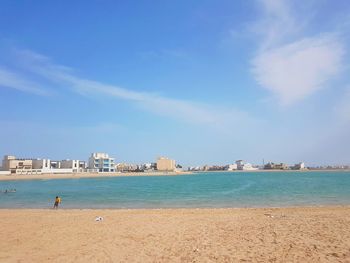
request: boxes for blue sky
[1,0,350,166]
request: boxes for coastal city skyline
[1,1,350,166]
[2,152,349,175]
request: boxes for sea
[0,171,349,209]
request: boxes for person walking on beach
[53,196,61,209]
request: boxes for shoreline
[1,169,349,182]
[197,169,350,173]
[0,171,193,181]
[1,206,349,262]
[1,204,349,210]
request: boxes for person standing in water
[53,196,61,209]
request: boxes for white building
[79,161,87,169]
[235,160,258,171]
[226,164,238,171]
[241,163,258,170]
[88,153,115,172]
[292,162,306,170]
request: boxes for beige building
[115,163,137,172]
[2,155,33,173]
[156,157,176,172]
[61,160,80,169]
[32,159,51,170]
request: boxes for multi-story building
[88,153,115,172]
[264,162,289,170]
[32,159,51,171]
[50,160,61,169]
[142,163,157,171]
[60,160,78,172]
[116,163,134,172]
[61,160,87,172]
[2,155,33,173]
[235,160,245,170]
[61,160,80,169]
[235,160,258,170]
[156,157,176,171]
[79,161,87,169]
[292,162,306,170]
[226,164,238,171]
[2,155,15,171]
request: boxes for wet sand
[0,206,349,262]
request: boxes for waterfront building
[207,165,226,171]
[292,162,306,170]
[235,160,258,170]
[61,160,87,172]
[79,161,87,169]
[235,160,245,170]
[61,159,84,172]
[226,164,238,171]
[2,155,15,171]
[2,155,33,173]
[50,160,61,169]
[188,166,201,171]
[264,162,289,170]
[241,163,258,170]
[115,163,138,172]
[201,164,209,171]
[61,160,80,169]
[88,153,115,172]
[156,157,176,172]
[1,155,78,174]
[32,159,51,171]
[142,163,157,171]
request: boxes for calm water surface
[0,171,349,208]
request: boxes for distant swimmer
[2,189,16,193]
[53,196,61,209]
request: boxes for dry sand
[1,169,349,182]
[0,207,349,262]
[0,171,192,181]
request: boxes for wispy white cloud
[11,49,255,128]
[253,0,299,50]
[0,68,50,96]
[251,0,345,106]
[252,35,344,106]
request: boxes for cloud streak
[0,68,50,96]
[7,49,255,128]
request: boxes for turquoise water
[0,171,349,208]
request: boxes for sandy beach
[0,171,192,181]
[1,169,349,182]
[0,207,349,262]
